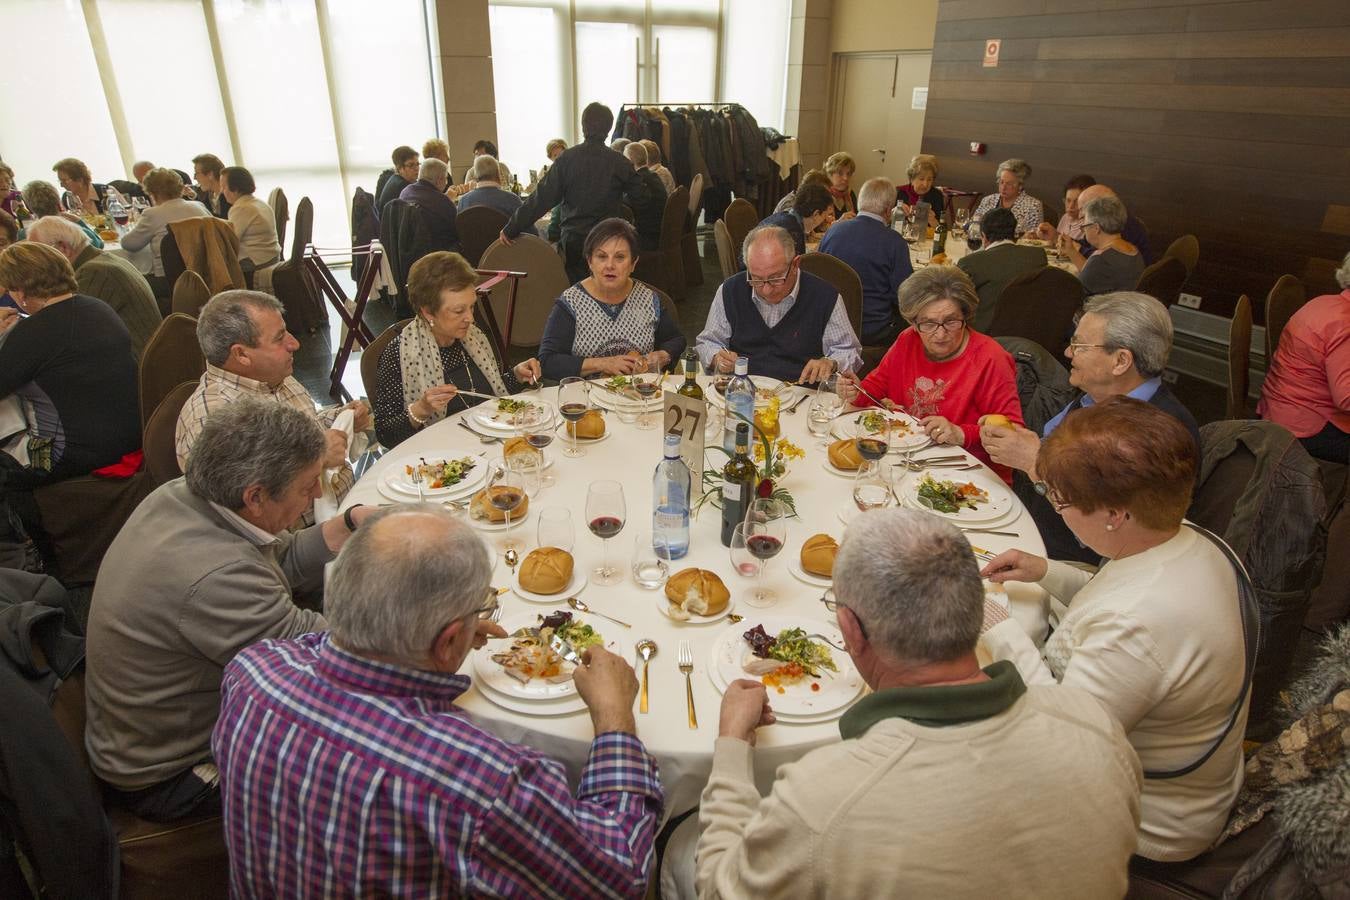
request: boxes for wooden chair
[1264,274,1307,362]
[713,219,738,280]
[360,319,412,403]
[1134,256,1187,308]
[268,186,289,254]
[1163,234,1199,277]
[170,270,211,318]
[479,234,569,348]
[143,381,198,487]
[269,196,327,333]
[1227,295,1253,419]
[798,252,863,339]
[634,186,689,301]
[985,266,1084,360]
[139,314,205,431]
[456,205,509,268]
[722,198,759,263]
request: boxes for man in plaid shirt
[213,506,663,898]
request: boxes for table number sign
[663,390,705,483]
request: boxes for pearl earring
[1105,524,1115,531]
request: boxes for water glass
[631,528,674,589]
[807,385,842,447]
[536,507,574,552]
[914,242,932,267]
[852,461,893,513]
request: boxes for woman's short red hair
[1037,396,1196,531]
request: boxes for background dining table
[339,375,1052,819]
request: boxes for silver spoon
[635,639,658,714]
[567,597,631,628]
[504,548,519,574]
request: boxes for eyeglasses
[471,587,500,620]
[1065,341,1109,355]
[1046,489,1074,513]
[914,317,967,335]
[746,261,796,288]
[1082,221,1100,232]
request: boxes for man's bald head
[1076,184,1117,206]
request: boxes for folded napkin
[314,409,355,522]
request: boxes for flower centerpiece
[695,397,804,517]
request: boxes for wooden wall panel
[923,0,1350,318]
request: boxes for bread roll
[979,414,1015,431]
[470,485,530,523]
[664,568,730,617]
[566,409,605,439]
[800,533,838,578]
[828,438,862,470]
[502,436,543,466]
[519,547,573,594]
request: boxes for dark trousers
[560,230,589,284]
[103,766,221,823]
[1302,420,1350,465]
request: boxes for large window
[0,0,439,251]
[488,0,790,180]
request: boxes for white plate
[831,410,927,451]
[470,612,623,702]
[471,680,586,716]
[708,615,864,718]
[708,375,791,409]
[788,557,832,589]
[591,387,663,413]
[820,457,862,479]
[656,591,737,624]
[468,506,531,532]
[556,424,612,444]
[704,664,862,725]
[383,452,489,498]
[471,400,553,433]
[901,468,1013,524]
[512,565,588,603]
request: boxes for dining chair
[798,252,862,339]
[687,173,704,219]
[480,234,569,348]
[1134,256,1188,308]
[139,313,205,431]
[361,319,412,402]
[142,380,199,487]
[722,198,759,263]
[456,205,510,268]
[170,270,211,318]
[713,219,738,279]
[1163,234,1199,277]
[1226,294,1253,419]
[985,266,1084,360]
[1263,274,1306,362]
[270,196,327,332]
[634,186,689,301]
[165,218,245,296]
[267,186,289,253]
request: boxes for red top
[858,328,1024,481]
[1258,290,1350,437]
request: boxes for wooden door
[830,51,933,186]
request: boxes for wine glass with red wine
[742,497,787,608]
[854,412,891,465]
[558,376,589,458]
[516,404,555,487]
[585,479,626,586]
[492,467,528,551]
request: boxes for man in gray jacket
[84,399,375,822]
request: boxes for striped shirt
[213,632,664,899]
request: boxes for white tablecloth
[340,377,1049,818]
[766,138,801,180]
[907,230,1078,274]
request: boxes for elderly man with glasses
[694,508,1141,898]
[980,291,1201,562]
[85,399,376,823]
[695,224,862,384]
[212,505,664,898]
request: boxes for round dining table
[339,375,1051,818]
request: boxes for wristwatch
[342,504,365,533]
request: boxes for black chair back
[456,205,510,268]
[985,266,1084,359]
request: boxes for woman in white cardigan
[979,397,1248,865]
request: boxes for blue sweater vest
[722,271,836,381]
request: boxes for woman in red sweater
[838,265,1023,481]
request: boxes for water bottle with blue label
[722,356,755,456]
[653,433,691,559]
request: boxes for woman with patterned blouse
[536,218,686,381]
[971,158,1044,236]
[373,251,541,449]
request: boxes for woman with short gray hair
[20,180,107,249]
[898,154,944,228]
[838,265,1023,479]
[971,157,1044,235]
[1063,195,1144,296]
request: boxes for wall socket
[1177,293,1202,309]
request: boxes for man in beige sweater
[696,509,1142,899]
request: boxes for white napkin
[314,408,355,522]
[0,395,30,467]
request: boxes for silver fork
[411,460,425,503]
[678,641,697,729]
[805,633,848,652]
[489,603,503,624]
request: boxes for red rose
[756,477,774,498]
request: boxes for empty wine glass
[536,506,574,552]
[558,377,589,458]
[955,207,970,232]
[741,497,787,608]
[585,480,626,586]
[807,383,842,448]
[852,461,893,514]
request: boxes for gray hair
[470,155,501,183]
[184,398,325,509]
[897,265,979,321]
[834,509,983,663]
[1335,249,1350,290]
[196,289,286,366]
[623,143,648,168]
[1082,195,1127,235]
[610,138,631,152]
[418,157,449,188]
[325,507,492,662]
[27,215,91,253]
[906,154,938,181]
[638,139,662,164]
[996,158,1032,185]
[21,181,62,218]
[742,225,795,267]
[857,177,897,217]
[1083,291,1173,377]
